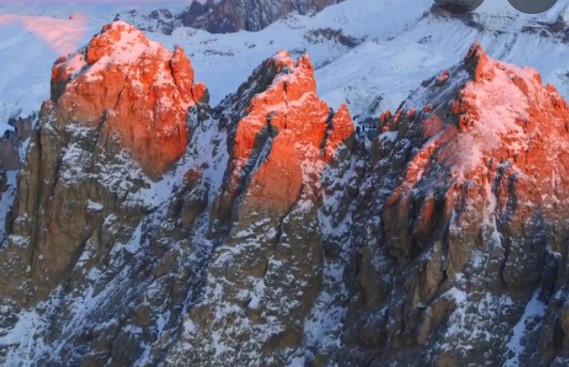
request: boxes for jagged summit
[391,40,569,179]
[348,41,569,365]
[179,0,345,33]
[51,21,208,178]
[214,50,354,218]
[5,19,569,366]
[171,49,356,365]
[455,41,569,171]
[120,0,345,34]
[377,40,569,259]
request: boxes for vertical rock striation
[2,20,569,367]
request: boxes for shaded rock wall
[2,21,569,367]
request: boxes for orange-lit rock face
[243,53,329,214]
[225,52,354,215]
[388,42,569,202]
[324,103,355,163]
[51,21,207,178]
[232,53,324,161]
[449,42,569,183]
[381,42,569,274]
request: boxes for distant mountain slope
[121,0,345,34]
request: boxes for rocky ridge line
[1,20,569,367]
[120,0,345,34]
[340,41,569,366]
[51,21,208,178]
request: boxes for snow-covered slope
[4,16,569,365]
[3,0,569,131]
[122,0,345,33]
[4,0,569,366]
[0,14,86,129]
[4,1,569,366]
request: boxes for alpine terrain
[1,0,569,366]
[123,0,345,34]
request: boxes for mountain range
[2,0,569,366]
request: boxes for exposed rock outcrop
[166,50,355,366]
[3,19,569,367]
[0,22,356,366]
[0,116,33,172]
[214,51,343,217]
[121,0,345,34]
[339,41,569,366]
[0,21,209,307]
[178,0,345,33]
[51,21,208,178]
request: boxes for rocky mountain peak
[6,14,569,365]
[383,41,569,180]
[177,0,345,33]
[120,0,345,34]
[50,21,208,178]
[323,102,354,163]
[351,42,569,365]
[214,50,354,218]
[451,40,569,177]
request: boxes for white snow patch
[504,291,547,367]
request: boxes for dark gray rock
[121,0,345,34]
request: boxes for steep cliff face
[0,21,212,310]
[3,19,569,367]
[51,21,207,178]
[0,22,356,366]
[339,42,569,366]
[163,50,355,366]
[0,22,221,366]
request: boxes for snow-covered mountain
[121,0,345,33]
[4,0,569,129]
[2,0,569,366]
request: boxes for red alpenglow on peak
[51,21,208,178]
[381,41,569,267]
[450,41,569,177]
[386,41,569,191]
[324,103,355,163]
[233,51,326,165]
[231,51,354,214]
